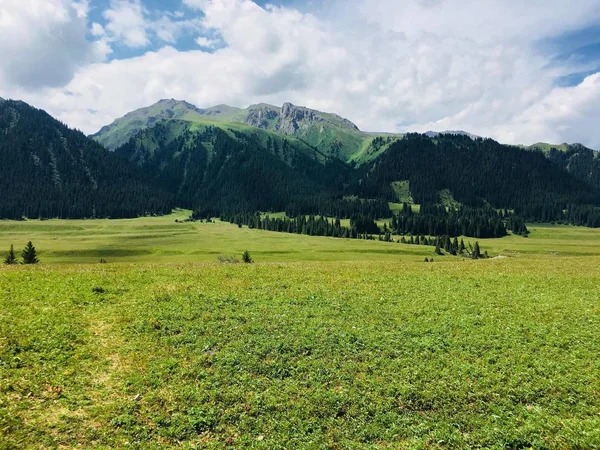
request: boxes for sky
[2,0,600,148]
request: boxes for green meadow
[1,210,600,264]
[1,213,599,448]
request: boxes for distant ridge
[424,130,481,140]
[91,99,403,162]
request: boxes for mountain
[4,99,600,225]
[91,99,208,151]
[114,118,352,214]
[529,142,600,190]
[91,99,403,163]
[0,100,173,219]
[355,133,600,211]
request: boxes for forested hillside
[115,120,352,214]
[542,144,600,190]
[3,100,600,228]
[356,134,600,210]
[0,100,173,219]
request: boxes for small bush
[242,250,253,264]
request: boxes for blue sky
[2,0,600,147]
[539,25,600,87]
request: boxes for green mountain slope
[355,134,600,211]
[0,100,173,219]
[91,99,403,163]
[115,120,353,213]
[91,99,209,150]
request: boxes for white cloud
[0,0,107,89]
[103,0,149,48]
[195,36,220,49]
[3,0,600,149]
[495,73,600,146]
[91,22,106,37]
[100,0,204,49]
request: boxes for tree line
[211,211,488,258]
[390,203,529,238]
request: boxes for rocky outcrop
[245,104,280,128]
[243,102,360,135]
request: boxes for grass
[1,259,599,448]
[1,214,600,448]
[2,211,600,265]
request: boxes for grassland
[2,210,600,264]
[1,214,600,448]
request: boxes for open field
[1,214,600,448]
[2,211,600,264]
[1,259,599,448]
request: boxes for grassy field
[1,259,599,448]
[1,214,600,448]
[2,210,600,265]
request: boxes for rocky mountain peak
[243,102,360,134]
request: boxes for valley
[1,97,600,449]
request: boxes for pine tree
[21,241,39,265]
[435,238,442,255]
[242,250,253,264]
[4,245,17,265]
[472,242,481,260]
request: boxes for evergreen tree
[472,242,481,260]
[4,245,17,265]
[21,241,39,265]
[435,238,442,255]
[242,250,253,264]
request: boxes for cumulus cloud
[3,0,600,148]
[0,0,107,89]
[495,73,600,146]
[103,0,149,48]
[100,0,204,49]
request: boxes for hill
[114,119,353,214]
[356,134,600,213]
[527,142,600,190]
[0,100,173,219]
[91,99,403,163]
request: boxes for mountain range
[91,99,403,164]
[1,97,599,223]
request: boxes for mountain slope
[0,100,173,219]
[115,120,352,213]
[528,143,600,190]
[356,133,600,209]
[91,99,209,150]
[92,99,403,163]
